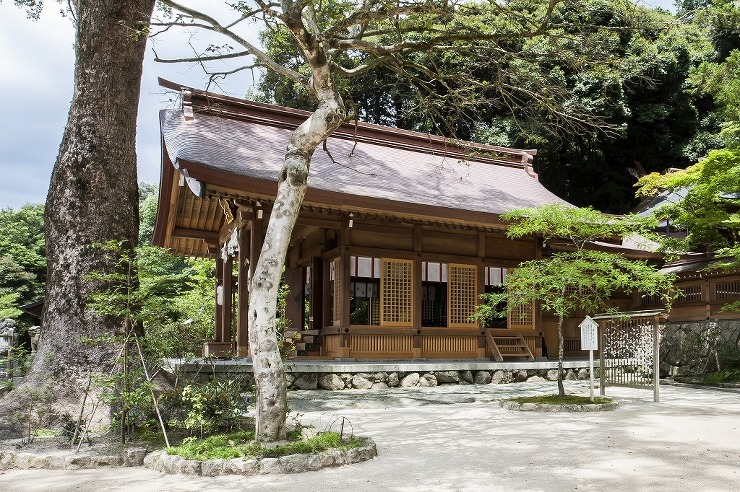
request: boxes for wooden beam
[221,255,234,344]
[172,227,219,245]
[214,253,223,342]
[236,227,250,357]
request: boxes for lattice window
[380,259,413,326]
[640,292,663,307]
[714,280,740,300]
[506,268,534,329]
[332,258,341,326]
[448,264,477,327]
[677,285,703,303]
[508,301,534,329]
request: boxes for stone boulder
[400,373,420,387]
[434,371,460,384]
[292,374,318,390]
[387,372,400,387]
[351,373,374,389]
[474,371,492,385]
[460,370,474,383]
[418,373,437,387]
[319,374,345,390]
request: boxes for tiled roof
[160,107,570,219]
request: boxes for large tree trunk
[0,0,155,437]
[249,62,345,441]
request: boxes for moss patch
[704,369,740,384]
[511,394,613,405]
[166,431,366,461]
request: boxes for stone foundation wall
[661,320,740,376]
[288,367,594,390]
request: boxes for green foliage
[87,242,214,358]
[138,183,160,246]
[10,385,54,444]
[177,377,250,436]
[703,368,740,383]
[479,249,674,322]
[477,204,674,396]
[0,204,45,314]
[166,430,366,461]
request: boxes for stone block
[418,373,437,387]
[319,449,344,467]
[515,370,528,382]
[200,459,225,477]
[474,371,492,385]
[400,373,420,387]
[319,373,345,390]
[124,447,148,467]
[373,372,388,383]
[387,373,400,387]
[224,458,258,475]
[259,457,281,474]
[351,373,374,389]
[435,371,460,384]
[292,373,318,390]
[178,458,202,475]
[279,454,310,473]
[460,370,474,383]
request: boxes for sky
[0,1,678,209]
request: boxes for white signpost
[579,316,599,401]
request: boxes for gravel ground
[0,380,738,491]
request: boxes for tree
[477,205,675,396]
[256,2,724,213]
[151,0,667,441]
[0,205,46,308]
[0,0,156,437]
[636,47,740,306]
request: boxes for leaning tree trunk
[557,314,565,397]
[249,62,345,441]
[0,0,155,437]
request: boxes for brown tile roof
[160,84,566,221]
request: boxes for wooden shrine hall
[152,79,577,361]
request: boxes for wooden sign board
[579,316,599,351]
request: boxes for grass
[511,394,613,405]
[704,369,740,384]
[166,430,366,461]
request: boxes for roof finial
[181,88,194,121]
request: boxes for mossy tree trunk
[0,0,155,437]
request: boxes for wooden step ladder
[485,329,535,362]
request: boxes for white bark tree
[153,0,650,441]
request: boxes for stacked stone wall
[661,320,740,376]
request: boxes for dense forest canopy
[256,0,738,213]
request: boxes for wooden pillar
[285,267,304,333]
[339,220,351,357]
[236,225,250,357]
[249,208,264,278]
[214,254,224,342]
[412,225,423,358]
[221,255,234,345]
[476,232,486,358]
[310,257,324,332]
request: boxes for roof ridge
[158,78,537,170]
